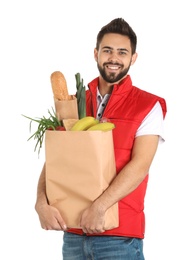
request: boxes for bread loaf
[50,71,71,100]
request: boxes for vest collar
[88,75,133,95]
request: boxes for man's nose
[108,52,119,63]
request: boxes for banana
[87,122,115,131]
[71,116,99,131]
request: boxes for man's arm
[35,163,67,230]
[80,135,159,234]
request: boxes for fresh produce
[75,73,86,119]
[23,71,88,155]
[51,71,73,100]
[22,108,64,155]
[71,116,99,131]
[51,71,86,119]
[87,122,115,131]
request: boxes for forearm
[80,160,148,234]
[35,163,48,211]
[34,163,66,230]
[93,135,159,214]
[93,161,148,213]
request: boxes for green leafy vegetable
[75,73,86,119]
[22,107,62,155]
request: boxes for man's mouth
[105,63,121,71]
[107,65,120,70]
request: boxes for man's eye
[119,51,127,55]
[103,49,111,53]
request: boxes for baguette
[50,71,72,100]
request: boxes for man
[35,18,167,259]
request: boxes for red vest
[68,75,167,238]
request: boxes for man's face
[94,33,137,84]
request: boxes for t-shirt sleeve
[135,101,165,143]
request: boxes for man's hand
[80,202,106,234]
[35,203,67,231]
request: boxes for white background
[1,0,189,259]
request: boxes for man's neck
[98,77,113,97]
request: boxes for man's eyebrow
[102,46,129,52]
[102,46,113,50]
[117,48,129,52]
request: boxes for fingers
[41,222,67,231]
[56,211,67,230]
[41,222,63,231]
[39,206,67,231]
[82,227,105,234]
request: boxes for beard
[97,62,131,83]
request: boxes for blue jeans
[62,232,145,260]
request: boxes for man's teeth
[108,66,119,70]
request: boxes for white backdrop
[1,0,189,259]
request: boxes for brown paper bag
[45,130,119,230]
[54,97,78,121]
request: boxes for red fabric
[67,75,167,238]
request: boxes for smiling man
[95,34,137,85]
[35,18,167,260]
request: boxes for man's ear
[94,48,98,61]
[131,52,138,65]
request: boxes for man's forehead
[100,33,131,46]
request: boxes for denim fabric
[62,232,145,260]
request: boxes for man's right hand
[35,203,67,231]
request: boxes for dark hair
[96,18,137,54]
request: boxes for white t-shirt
[135,101,165,143]
[97,90,165,143]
